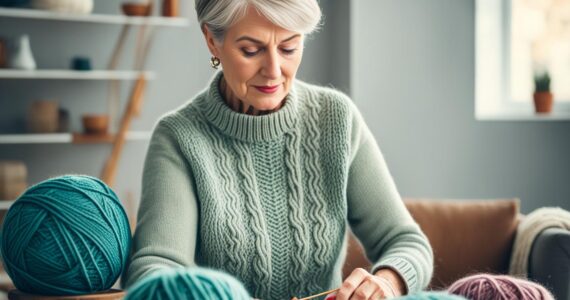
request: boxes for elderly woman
[124,0,433,299]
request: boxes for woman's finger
[350,278,380,300]
[336,268,369,300]
[370,288,387,300]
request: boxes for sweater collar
[196,71,300,142]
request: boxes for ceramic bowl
[82,114,109,135]
[121,2,152,16]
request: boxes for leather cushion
[405,199,520,288]
[342,199,520,289]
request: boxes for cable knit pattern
[124,71,434,299]
[301,91,332,293]
[199,122,249,278]
[283,127,312,297]
[234,140,273,296]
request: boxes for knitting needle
[292,288,340,300]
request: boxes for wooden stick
[100,73,146,186]
[133,24,148,71]
[138,26,156,70]
[294,288,340,300]
[107,25,131,70]
[107,24,131,133]
[133,26,155,116]
[100,22,155,186]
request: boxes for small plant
[534,72,551,93]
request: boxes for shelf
[476,110,570,121]
[0,131,152,144]
[0,69,156,80]
[0,200,15,210]
[71,132,151,144]
[0,7,190,27]
[0,271,12,286]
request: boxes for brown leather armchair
[342,199,570,300]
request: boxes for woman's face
[203,6,304,111]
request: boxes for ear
[202,24,221,57]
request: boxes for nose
[261,49,281,80]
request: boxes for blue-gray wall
[1,0,568,216]
[351,0,570,213]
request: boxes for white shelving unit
[0,7,181,145]
[0,271,11,285]
[0,5,181,290]
[0,131,152,144]
[0,7,190,27]
[476,111,570,121]
[0,69,156,80]
[0,201,15,210]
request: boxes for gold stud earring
[210,56,220,69]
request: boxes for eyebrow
[235,34,301,44]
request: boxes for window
[476,0,570,120]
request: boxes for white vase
[9,35,36,70]
[31,0,94,14]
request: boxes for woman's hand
[330,268,404,300]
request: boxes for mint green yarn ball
[125,267,251,300]
[395,292,468,300]
[1,175,131,295]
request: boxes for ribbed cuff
[371,257,418,294]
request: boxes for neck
[219,76,285,116]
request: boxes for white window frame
[475,0,570,121]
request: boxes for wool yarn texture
[447,274,554,300]
[393,292,467,300]
[1,175,131,295]
[125,267,251,300]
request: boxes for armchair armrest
[528,227,570,300]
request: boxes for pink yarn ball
[447,274,554,300]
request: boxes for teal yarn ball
[125,267,251,300]
[1,175,131,295]
[394,292,468,300]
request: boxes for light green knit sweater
[124,71,433,299]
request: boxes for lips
[254,84,280,94]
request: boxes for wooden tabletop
[8,289,125,300]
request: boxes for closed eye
[281,48,297,55]
[242,48,261,57]
[241,47,297,57]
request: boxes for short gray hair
[195,0,322,41]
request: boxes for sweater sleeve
[346,101,434,293]
[122,121,199,289]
